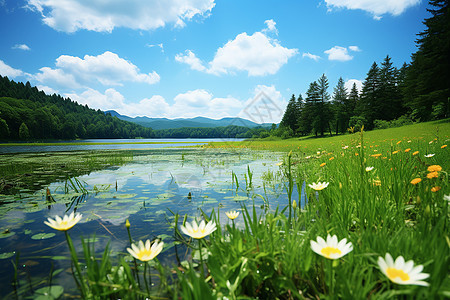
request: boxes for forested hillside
[0,76,154,140]
[0,76,263,140]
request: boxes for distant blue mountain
[105,110,273,130]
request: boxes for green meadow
[1,120,449,299]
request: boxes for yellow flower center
[386,268,410,282]
[193,228,205,233]
[137,249,153,260]
[321,247,341,258]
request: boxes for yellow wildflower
[427,171,438,179]
[427,165,442,172]
[412,151,419,156]
[410,178,422,185]
[320,163,326,167]
[431,186,441,192]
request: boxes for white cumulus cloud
[239,85,286,124]
[0,60,24,78]
[345,79,363,93]
[171,89,243,119]
[324,45,360,61]
[26,0,216,33]
[66,88,170,117]
[325,0,420,19]
[262,19,278,35]
[175,21,298,76]
[175,50,207,72]
[33,51,160,89]
[37,85,59,95]
[12,44,31,51]
[65,85,285,121]
[302,52,321,61]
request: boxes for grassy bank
[203,119,450,152]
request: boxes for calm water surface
[0,138,243,154]
[0,148,306,297]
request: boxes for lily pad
[0,231,15,239]
[31,233,56,240]
[0,252,15,259]
[33,285,64,300]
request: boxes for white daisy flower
[127,239,164,262]
[308,182,329,191]
[180,219,217,239]
[310,234,353,259]
[225,211,240,220]
[44,212,82,231]
[377,253,429,286]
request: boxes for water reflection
[0,148,297,298]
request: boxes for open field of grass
[204,119,450,153]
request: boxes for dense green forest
[0,76,155,140]
[279,0,449,138]
[0,77,261,140]
[152,125,270,139]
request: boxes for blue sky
[0,0,429,123]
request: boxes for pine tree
[379,55,403,120]
[317,74,333,136]
[360,62,381,128]
[280,94,300,134]
[299,81,319,135]
[332,77,348,134]
[0,118,9,139]
[349,82,359,115]
[19,122,30,140]
[404,0,449,120]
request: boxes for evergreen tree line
[153,125,265,139]
[0,76,261,140]
[279,0,449,137]
[0,76,154,140]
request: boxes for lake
[0,146,305,298]
[0,138,244,154]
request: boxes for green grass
[4,120,450,299]
[175,121,450,299]
[203,119,450,152]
